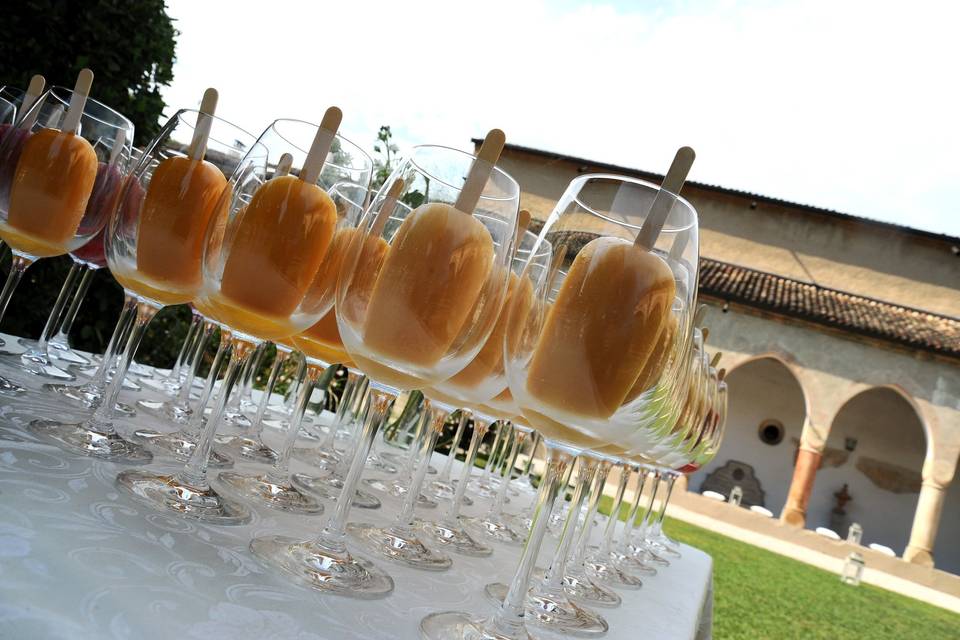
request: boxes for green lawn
[661,517,959,639]
[591,495,958,638]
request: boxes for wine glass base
[116,470,251,525]
[534,568,621,608]
[419,518,493,557]
[626,543,670,567]
[379,451,438,474]
[365,452,398,474]
[462,515,524,545]
[0,374,26,396]
[648,536,682,558]
[293,445,342,469]
[484,582,609,637]
[467,478,504,500]
[363,477,437,509]
[424,479,474,506]
[347,522,452,571]
[214,434,279,464]
[222,409,252,430]
[136,399,191,424]
[250,535,393,599]
[48,345,90,365]
[502,513,532,537]
[20,353,76,381]
[584,552,650,588]
[290,472,381,509]
[29,419,152,464]
[136,431,234,468]
[215,471,324,514]
[420,611,524,640]
[43,383,137,416]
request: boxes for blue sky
[163,0,960,238]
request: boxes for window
[758,419,785,446]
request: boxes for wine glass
[114,113,372,524]
[249,134,520,596]
[0,72,134,395]
[422,164,700,639]
[28,95,255,462]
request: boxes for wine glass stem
[224,348,255,414]
[483,422,505,483]
[167,313,202,384]
[266,363,330,485]
[175,321,214,428]
[443,413,486,522]
[282,353,306,412]
[35,262,81,354]
[398,399,429,479]
[522,432,541,479]
[485,444,571,640]
[634,470,661,545]
[394,401,444,528]
[249,349,287,439]
[541,455,598,592]
[84,296,135,392]
[617,468,648,552]
[572,461,611,566]
[176,336,253,489]
[319,370,361,453]
[438,409,469,482]
[184,330,230,437]
[88,296,157,432]
[650,472,677,538]
[52,266,94,347]
[597,463,629,556]
[486,425,523,518]
[0,254,32,324]
[319,387,395,543]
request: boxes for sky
[162,0,960,238]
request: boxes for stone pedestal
[903,480,947,567]
[781,447,822,527]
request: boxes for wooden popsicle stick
[710,351,722,367]
[454,128,506,215]
[16,74,46,128]
[701,327,710,342]
[44,105,64,129]
[635,146,695,250]
[512,208,531,252]
[370,178,405,236]
[300,106,342,185]
[188,88,218,161]
[61,68,93,135]
[108,128,126,166]
[717,368,726,382]
[668,227,689,262]
[274,152,293,178]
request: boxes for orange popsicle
[134,156,227,297]
[526,236,676,419]
[216,174,337,334]
[4,128,98,256]
[362,202,495,367]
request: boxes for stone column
[903,480,947,567]
[780,446,822,527]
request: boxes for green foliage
[0,1,178,365]
[0,0,177,146]
[371,125,398,190]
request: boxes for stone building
[476,140,960,574]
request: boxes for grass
[595,498,959,639]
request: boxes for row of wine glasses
[0,69,727,640]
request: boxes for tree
[372,125,398,190]
[0,0,177,145]
[0,1,183,365]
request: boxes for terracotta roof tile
[699,258,960,359]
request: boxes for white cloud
[163,0,960,236]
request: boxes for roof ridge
[483,139,960,245]
[700,256,960,324]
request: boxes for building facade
[479,140,960,574]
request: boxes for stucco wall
[495,147,960,317]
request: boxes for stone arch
[806,386,928,556]
[689,354,808,513]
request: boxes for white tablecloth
[0,335,712,640]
